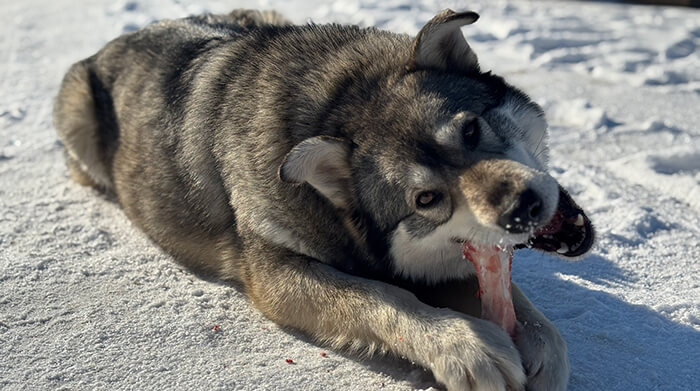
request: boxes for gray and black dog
[54,9,594,391]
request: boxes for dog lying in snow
[54,9,594,390]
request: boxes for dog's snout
[498,189,543,233]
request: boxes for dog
[53,9,594,391]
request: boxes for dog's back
[53,10,412,276]
[54,11,283,274]
[54,10,286,187]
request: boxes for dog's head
[280,10,594,283]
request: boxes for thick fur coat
[54,9,594,390]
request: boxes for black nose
[498,189,543,233]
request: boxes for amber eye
[463,119,480,147]
[416,191,442,208]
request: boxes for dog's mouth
[451,185,594,257]
[515,185,595,257]
[456,186,594,337]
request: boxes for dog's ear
[407,9,480,74]
[279,136,352,209]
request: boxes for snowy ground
[1,0,699,390]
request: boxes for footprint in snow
[665,39,696,60]
[123,1,138,12]
[0,105,26,123]
[122,23,141,33]
[650,151,700,176]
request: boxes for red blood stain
[212,325,220,332]
[285,358,294,364]
[485,254,501,273]
[320,352,327,357]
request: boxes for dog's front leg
[240,239,526,391]
[511,283,570,390]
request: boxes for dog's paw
[514,319,570,391]
[427,317,527,391]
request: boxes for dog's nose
[498,189,543,233]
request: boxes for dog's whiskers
[532,127,547,162]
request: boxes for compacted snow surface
[1,0,698,390]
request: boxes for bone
[462,244,517,339]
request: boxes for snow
[1,0,699,390]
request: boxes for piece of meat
[462,243,517,338]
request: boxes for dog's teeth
[556,243,569,254]
[574,214,584,226]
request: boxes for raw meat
[463,243,517,338]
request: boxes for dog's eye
[416,191,442,208]
[463,119,480,147]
